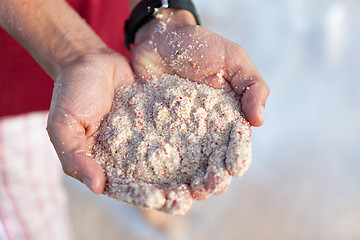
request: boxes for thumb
[47,112,105,194]
[131,42,167,83]
[231,70,270,127]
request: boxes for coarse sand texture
[91,74,252,215]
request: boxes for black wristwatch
[125,0,201,50]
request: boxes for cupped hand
[132,11,270,127]
[131,11,269,202]
[47,50,135,194]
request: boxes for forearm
[0,0,109,80]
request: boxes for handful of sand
[91,74,252,215]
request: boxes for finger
[206,147,232,195]
[225,121,252,177]
[206,166,232,195]
[202,73,233,91]
[105,178,166,210]
[112,54,137,87]
[190,147,231,199]
[131,43,168,83]
[47,112,105,194]
[226,45,270,127]
[190,149,224,200]
[231,71,270,127]
[105,177,193,215]
[190,177,211,200]
[191,166,232,200]
[159,184,193,216]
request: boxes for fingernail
[259,105,265,118]
[82,178,92,190]
[258,105,265,125]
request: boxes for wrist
[36,17,112,80]
[125,0,200,49]
[50,39,112,80]
[154,8,197,25]
[135,8,197,45]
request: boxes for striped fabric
[0,111,73,240]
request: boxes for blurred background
[64,0,360,239]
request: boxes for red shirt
[0,0,130,117]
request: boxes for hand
[47,50,135,194]
[132,10,270,127]
[131,10,269,201]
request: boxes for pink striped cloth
[0,111,73,240]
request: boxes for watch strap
[125,0,200,50]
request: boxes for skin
[0,0,135,194]
[0,0,269,208]
[132,9,269,201]
[132,9,269,127]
